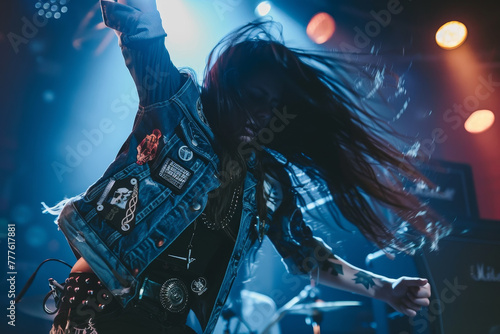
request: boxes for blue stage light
[35,0,68,20]
[255,1,272,17]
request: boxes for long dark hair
[201,20,449,253]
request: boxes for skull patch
[95,177,139,235]
[110,187,132,209]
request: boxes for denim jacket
[57,2,335,333]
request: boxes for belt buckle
[159,278,189,313]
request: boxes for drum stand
[221,299,256,334]
[262,284,361,334]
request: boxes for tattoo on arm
[324,261,344,276]
[353,272,375,290]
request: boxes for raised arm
[101,0,183,106]
[70,0,185,275]
[113,0,157,13]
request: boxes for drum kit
[219,284,362,334]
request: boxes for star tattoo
[353,272,376,290]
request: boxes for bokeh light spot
[436,21,468,50]
[26,226,49,248]
[465,109,495,133]
[255,1,272,17]
[307,12,336,44]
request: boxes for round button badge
[178,145,194,162]
[191,277,208,296]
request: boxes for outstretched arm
[315,256,431,317]
[264,167,430,318]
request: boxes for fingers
[410,296,430,307]
[403,278,428,287]
[409,283,431,298]
[391,277,432,317]
[399,295,426,317]
[396,298,418,317]
[401,307,417,317]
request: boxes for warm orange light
[307,12,335,44]
[435,21,467,50]
[464,109,495,133]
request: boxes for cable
[15,258,72,303]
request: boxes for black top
[144,194,243,328]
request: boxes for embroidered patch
[96,177,138,235]
[136,129,162,165]
[156,157,193,193]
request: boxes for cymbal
[285,301,362,316]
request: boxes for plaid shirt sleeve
[266,196,338,276]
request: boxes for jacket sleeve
[266,190,338,276]
[100,0,183,106]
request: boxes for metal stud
[191,202,202,211]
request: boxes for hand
[115,0,157,13]
[383,277,431,317]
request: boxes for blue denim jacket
[57,71,220,296]
[57,2,335,333]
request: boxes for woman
[47,0,448,333]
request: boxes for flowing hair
[201,20,450,253]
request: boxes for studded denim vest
[57,75,260,333]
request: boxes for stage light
[255,1,272,17]
[35,0,68,20]
[435,21,467,50]
[307,12,336,44]
[464,109,495,133]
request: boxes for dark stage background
[1,1,500,333]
